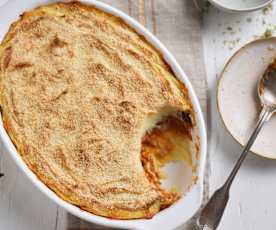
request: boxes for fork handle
[198,186,229,230]
[198,108,272,230]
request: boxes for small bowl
[209,0,273,12]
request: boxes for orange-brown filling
[141,114,192,208]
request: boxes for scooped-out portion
[141,111,196,209]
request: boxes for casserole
[0,0,207,229]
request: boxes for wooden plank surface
[0,1,207,230]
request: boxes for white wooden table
[1,1,276,230]
[203,2,276,230]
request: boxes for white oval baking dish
[0,0,207,229]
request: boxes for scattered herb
[223,38,241,50]
[262,4,273,15]
[246,17,252,23]
[263,29,273,38]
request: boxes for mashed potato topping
[0,2,194,219]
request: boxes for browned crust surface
[0,2,194,219]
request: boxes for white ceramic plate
[218,37,276,159]
[209,0,273,12]
[0,1,207,229]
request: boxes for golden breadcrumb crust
[0,2,194,219]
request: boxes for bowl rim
[208,0,273,12]
[0,0,207,229]
[217,37,276,160]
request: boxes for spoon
[198,59,276,230]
